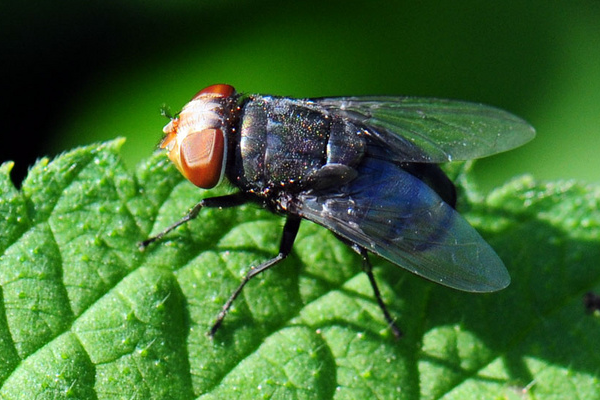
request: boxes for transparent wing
[298,157,509,292]
[313,96,535,163]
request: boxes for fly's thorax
[160,84,239,189]
[234,96,366,196]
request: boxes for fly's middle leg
[208,215,302,338]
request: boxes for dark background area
[2,0,599,190]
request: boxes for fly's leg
[351,244,403,339]
[138,193,249,249]
[209,215,301,338]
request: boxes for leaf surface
[0,140,598,399]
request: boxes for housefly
[140,84,535,338]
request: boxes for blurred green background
[2,0,599,191]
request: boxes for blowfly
[140,84,535,338]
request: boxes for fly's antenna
[160,104,174,120]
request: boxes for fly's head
[160,84,236,189]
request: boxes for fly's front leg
[138,192,249,249]
[350,244,403,339]
[209,215,301,338]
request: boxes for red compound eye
[191,84,235,101]
[179,128,225,189]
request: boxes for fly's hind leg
[349,244,403,339]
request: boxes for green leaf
[1,140,599,399]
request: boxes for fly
[140,84,535,338]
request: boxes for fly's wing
[298,157,509,292]
[313,96,535,163]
